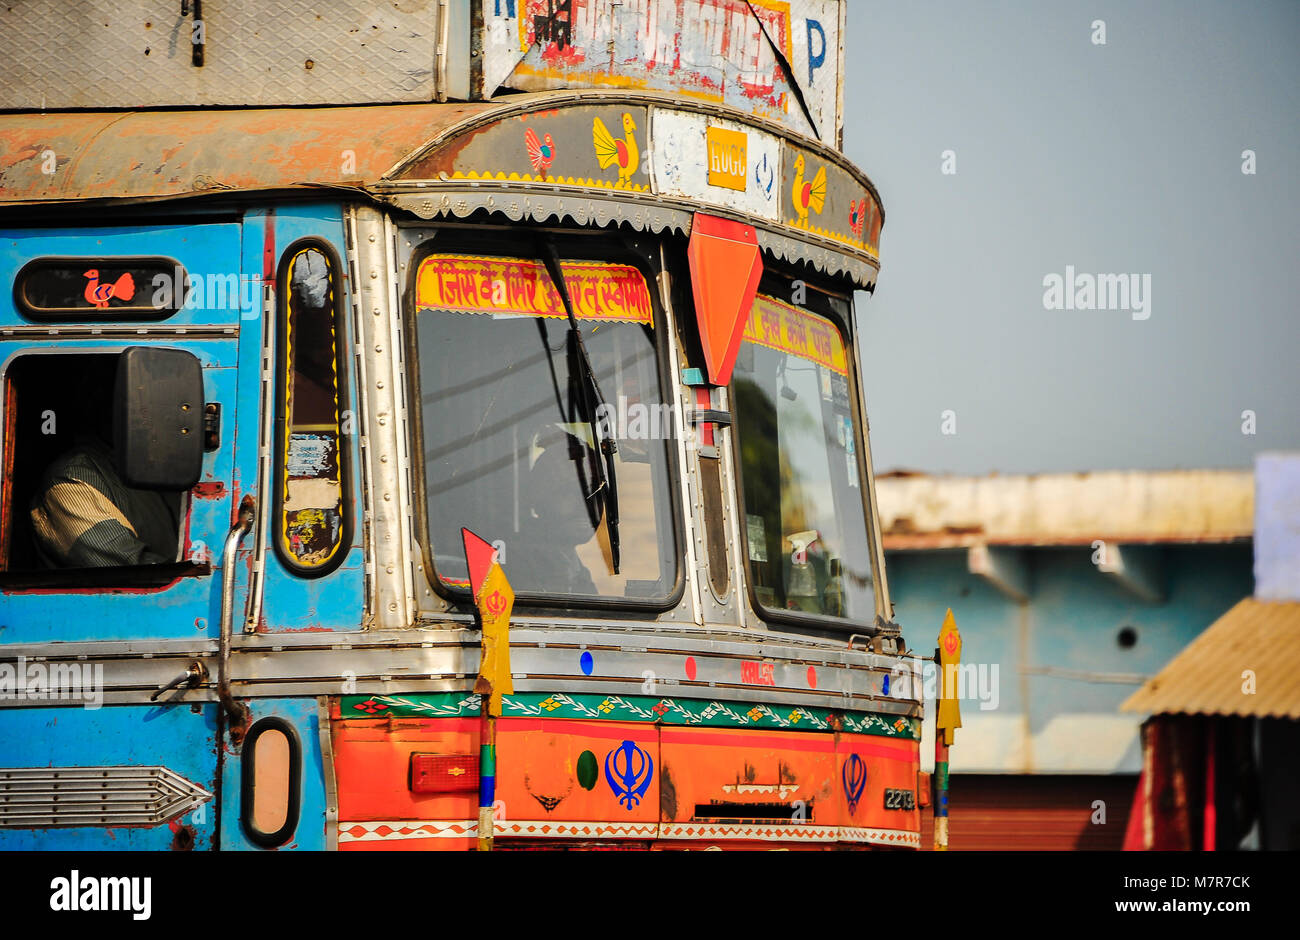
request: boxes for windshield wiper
[539,240,621,574]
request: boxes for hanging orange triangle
[687,213,763,386]
[461,527,498,597]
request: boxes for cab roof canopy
[0,92,883,288]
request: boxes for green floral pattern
[342,691,920,740]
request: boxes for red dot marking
[807,666,817,688]
[685,656,697,681]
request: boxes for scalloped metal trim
[382,189,878,288]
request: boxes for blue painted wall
[888,544,1252,773]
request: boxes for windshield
[412,252,678,603]
[731,292,875,623]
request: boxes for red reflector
[410,753,478,793]
[687,213,763,387]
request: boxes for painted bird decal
[525,127,556,178]
[848,198,866,239]
[791,153,827,224]
[592,112,638,187]
[83,269,136,308]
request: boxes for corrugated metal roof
[1121,598,1300,719]
[876,470,1254,549]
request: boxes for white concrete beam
[1095,543,1164,603]
[967,543,1031,602]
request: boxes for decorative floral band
[342,690,921,740]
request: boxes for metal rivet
[368,233,376,242]
[376,380,384,389]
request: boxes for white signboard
[652,110,783,222]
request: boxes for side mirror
[113,346,205,490]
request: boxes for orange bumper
[333,708,920,850]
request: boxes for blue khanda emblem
[604,740,654,810]
[842,753,867,814]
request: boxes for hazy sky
[843,0,1299,475]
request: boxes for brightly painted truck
[0,0,921,850]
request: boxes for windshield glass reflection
[413,254,677,602]
[732,293,874,622]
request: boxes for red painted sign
[740,661,776,686]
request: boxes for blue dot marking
[580,650,594,675]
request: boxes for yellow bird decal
[791,152,827,223]
[592,112,639,187]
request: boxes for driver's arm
[30,470,166,569]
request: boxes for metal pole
[933,646,949,851]
[477,685,496,851]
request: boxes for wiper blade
[539,241,621,574]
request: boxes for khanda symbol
[484,589,508,618]
[604,740,654,810]
[842,753,867,814]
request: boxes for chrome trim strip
[0,765,212,829]
[317,696,339,851]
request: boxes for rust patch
[168,820,196,851]
[658,763,678,820]
[192,482,225,499]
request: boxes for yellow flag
[476,563,514,716]
[936,608,962,746]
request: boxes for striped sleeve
[30,478,166,568]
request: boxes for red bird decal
[83,269,136,308]
[848,199,866,239]
[525,127,556,177]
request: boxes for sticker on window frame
[414,254,654,327]
[273,240,351,577]
[13,256,189,320]
[742,294,849,376]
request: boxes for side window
[273,240,351,576]
[14,257,187,320]
[0,353,187,579]
[731,288,876,627]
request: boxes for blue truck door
[0,217,245,848]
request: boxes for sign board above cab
[480,0,846,145]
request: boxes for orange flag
[937,608,963,746]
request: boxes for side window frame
[13,255,188,321]
[727,273,884,634]
[401,228,687,614]
[271,239,354,579]
[0,348,203,589]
